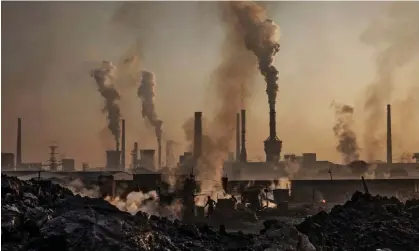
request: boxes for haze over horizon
[2,1,418,169]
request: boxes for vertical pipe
[387,104,392,164]
[158,139,162,170]
[236,113,240,162]
[121,119,126,170]
[132,142,138,169]
[16,118,22,169]
[193,112,203,161]
[269,108,277,139]
[240,110,247,163]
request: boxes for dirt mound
[1,174,314,251]
[296,191,419,251]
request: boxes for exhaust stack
[387,104,392,164]
[16,118,22,169]
[264,108,282,164]
[240,110,247,163]
[121,119,126,170]
[236,113,240,162]
[193,112,203,164]
[158,139,162,170]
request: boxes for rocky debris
[1,174,313,251]
[296,191,419,251]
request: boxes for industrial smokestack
[387,104,392,164]
[16,118,22,168]
[158,139,162,170]
[132,142,138,169]
[193,112,203,163]
[264,108,282,164]
[121,119,126,170]
[236,113,240,162]
[240,110,247,163]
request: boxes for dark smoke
[333,103,360,164]
[361,2,419,161]
[91,61,121,147]
[228,1,280,110]
[138,71,163,144]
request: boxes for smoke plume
[361,2,419,161]
[193,1,281,194]
[138,71,163,144]
[91,61,122,148]
[333,103,360,164]
[228,1,280,110]
[105,191,183,221]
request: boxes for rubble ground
[296,191,419,251]
[1,175,314,251]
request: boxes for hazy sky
[2,1,418,168]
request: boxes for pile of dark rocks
[1,175,314,251]
[296,191,419,251]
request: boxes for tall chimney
[16,118,22,168]
[121,119,126,170]
[240,110,247,163]
[132,142,138,169]
[387,104,392,164]
[193,112,203,163]
[264,108,282,163]
[157,139,162,170]
[236,113,240,162]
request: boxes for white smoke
[65,178,100,198]
[105,190,183,221]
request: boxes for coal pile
[1,175,315,251]
[296,191,419,251]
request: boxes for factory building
[1,153,15,169]
[62,158,75,172]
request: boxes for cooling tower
[106,150,121,170]
[140,149,156,170]
[387,104,392,164]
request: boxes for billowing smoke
[192,2,281,195]
[104,191,183,221]
[91,61,122,148]
[138,71,163,145]
[228,1,280,110]
[332,103,360,164]
[361,2,419,161]
[65,179,100,198]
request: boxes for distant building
[62,158,75,172]
[1,153,15,169]
[20,163,42,170]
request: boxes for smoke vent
[240,110,247,163]
[121,119,126,170]
[264,108,282,164]
[193,112,203,162]
[140,149,156,170]
[387,104,392,164]
[236,113,240,162]
[16,118,22,168]
[106,150,121,170]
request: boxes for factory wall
[1,153,15,169]
[62,158,75,172]
[290,179,419,203]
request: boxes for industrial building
[2,104,419,202]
